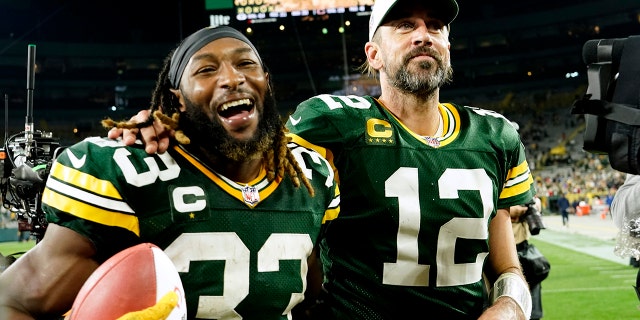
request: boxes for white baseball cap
[368,0,459,41]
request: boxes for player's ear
[265,72,273,92]
[365,42,383,70]
[169,88,186,112]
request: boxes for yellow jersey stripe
[500,160,534,199]
[49,162,122,199]
[42,188,140,235]
[46,178,134,213]
[323,185,341,223]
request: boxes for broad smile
[217,98,257,127]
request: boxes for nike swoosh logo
[289,115,301,126]
[66,149,86,169]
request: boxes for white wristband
[491,272,532,319]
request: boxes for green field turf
[1,237,638,319]
[530,238,639,319]
[0,240,35,258]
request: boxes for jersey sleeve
[286,94,376,157]
[497,119,536,208]
[42,137,144,260]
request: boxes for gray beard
[387,53,453,98]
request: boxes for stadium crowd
[509,100,626,217]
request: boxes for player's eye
[426,20,446,32]
[397,21,414,30]
[196,65,218,74]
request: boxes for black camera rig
[572,35,640,302]
[571,35,640,174]
[0,130,61,242]
[1,45,63,242]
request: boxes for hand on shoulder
[107,109,173,154]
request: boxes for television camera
[571,35,640,302]
[1,44,63,242]
[571,35,640,174]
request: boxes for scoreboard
[206,0,374,26]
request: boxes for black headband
[168,26,263,88]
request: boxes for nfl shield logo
[423,136,441,148]
[242,185,260,205]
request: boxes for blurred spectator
[18,230,30,242]
[0,207,8,229]
[557,192,572,227]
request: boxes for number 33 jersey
[286,94,535,319]
[41,137,340,320]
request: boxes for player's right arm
[286,94,371,149]
[0,224,99,319]
[120,94,366,155]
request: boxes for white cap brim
[368,0,459,41]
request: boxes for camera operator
[610,174,640,268]
[610,174,640,234]
[511,195,547,320]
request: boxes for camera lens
[525,211,545,235]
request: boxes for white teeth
[220,99,251,111]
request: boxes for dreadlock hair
[102,48,315,197]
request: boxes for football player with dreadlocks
[0,25,339,319]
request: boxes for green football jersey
[286,94,535,319]
[42,137,340,320]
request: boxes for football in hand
[67,242,187,320]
